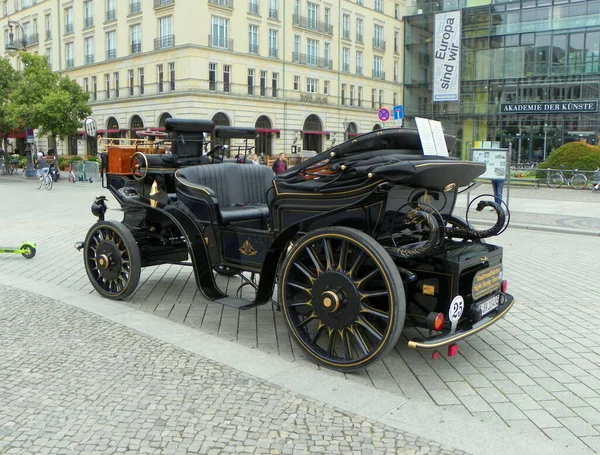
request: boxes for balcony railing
[342,63,349,72]
[248,1,259,15]
[208,0,233,7]
[106,9,116,21]
[373,38,386,50]
[24,33,39,46]
[45,30,52,41]
[131,42,142,54]
[85,54,94,64]
[342,30,350,40]
[268,8,278,19]
[356,33,363,44]
[292,14,333,35]
[154,35,174,49]
[106,49,117,59]
[269,47,278,58]
[209,35,233,50]
[154,0,174,6]
[65,23,74,34]
[129,1,141,14]
[292,52,332,69]
[356,66,363,75]
[84,17,94,28]
[372,69,385,79]
[249,43,258,54]
[66,58,74,69]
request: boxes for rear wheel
[35,177,42,189]
[547,173,563,189]
[279,227,405,372]
[43,175,53,190]
[84,221,141,300]
[570,173,587,190]
[21,245,36,259]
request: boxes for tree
[0,57,20,153]
[7,53,91,148]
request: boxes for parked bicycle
[35,169,53,190]
[546,165,588,189]
[22,164,37,179]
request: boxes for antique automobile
[79,118,514,372]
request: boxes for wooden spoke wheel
[83,221,141,300]
[279,227,405,372]
[131,152,149,181]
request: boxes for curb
[472,219,600,237]
[0,274,590,455]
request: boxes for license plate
[474,294,500,318]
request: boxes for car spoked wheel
[280,227,405,372]
[83,221,141,300]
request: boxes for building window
[130,24,141,54]
[157,64,164,93]
[106,31,116,59]
[350,85,355,107]
[83,77,89,92]
[393,92,398,106]
[342,47,350,72]
[128,69,134,95]
[373,24,384,49]
[46,48,52,70]
[248,0,259,15]
[260,70,267,96]
[293,75,300,91]
[324,42,330,64]
[293,34,300,61]
[379,89,383,107]
[358,86,363,107]
[268,0,278,19]
[307,2,319,29]
[84,37,94,64]
[106,0,116,21]
[373,55,383,79]
[374,0,383,13]
[269,29,278,58]
[356,51,363,75]
[139,67,144,95]
[324,7,330,26]
[157,16,173,49]
[341,83,346,105]
[272,72,278,97]
[65,42,74,68]
[169,62,175,91]
[84,0,94,28]
[249,24,258,54]
[293,0,300,16]
[105,73,110,99]
[209,62,216,91]
[2,1,8,16]
[44,13,51,40]
[342,14,350,40]
[211,16,229,48]
[306,38,318,65]
[130,0,142,14]
[323,80,329,95]
[394,31,399,54]
[371,88,376,109]
[92,75,97,100]
[64,7,73,34]
[114,71,119,97]
[394,3,400,19]
[306,77,318,93]
[248,68,255,95]
[356,18,363,44]
[394,61,398,82]
[223,64,230,92]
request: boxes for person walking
[271,153,288,175]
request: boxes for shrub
[69,155,83,162]
[537,142,600,178]
[84,155,99,162]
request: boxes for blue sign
[393,105,404,120]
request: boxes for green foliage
[0,57,21,148]
[6,53,91,139]
[69,155,83,162]
[84,155,99,162]
[537,142,600,177]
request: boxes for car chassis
[79,119,514,372]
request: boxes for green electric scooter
[0,242,37,259]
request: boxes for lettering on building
[433,11,462,102]
[500,101,598,114]
[300,93,329,105]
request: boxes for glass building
[403,0,600,161]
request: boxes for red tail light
[426,312,445,331]
[501,279,508,293]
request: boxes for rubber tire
[571,173,587,190]
[21,245,36,259]
[44,177,53,190]
[279,226,406,373]
[83,220,141,300]
[35,177,42,189]
[547,173,563,189]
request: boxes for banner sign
[501,101,598,114]
[433,10,461,102]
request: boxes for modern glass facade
[404,0,600,161]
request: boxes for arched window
[346,121,358,141]
[212,112,231,147]
[372,123,382,131]
[302,114,323,154]
[158,112,172,128]
[255,115,273,156]
[106,117,120,139]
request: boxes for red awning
[302,130,330,135]
[348,132,361,137]
[256,128,281,134]
[0,131,26,139]
[77,131,86,135]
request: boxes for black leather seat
[175,163,274,223]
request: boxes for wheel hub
[96,254,110,269]
[312,271,360,330]
[95,241,122,281]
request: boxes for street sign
[393,105,404,120]
[377,108,390,122]
[84,117,98,137]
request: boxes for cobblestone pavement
[1,175,600,452]
[0,285,467,455]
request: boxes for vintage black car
[79,118,514,372]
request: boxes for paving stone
[523,410,563,429]
[489,402,527,421]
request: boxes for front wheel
[570,173,587,190]
[43,176,53,190]
[21,245,36,259]
[547,173,563,189]
[35,177,42,190]
[83,221,141,300]
[279,226,406,372]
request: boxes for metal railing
[356,33,363,44]
[65,23,74,34]
[208,0,233,7]
[85,54,94,64]
[342,30,350,40]
[268,8,278,19]
[154,35,174,49]
[66,58,74,68]
[84,17,94,28]
[106,49,117,59]
[372,69,385,79]
[248,43,259,54]
[131,42,142,54]
[105,9,116,21]
[248,1,259,15]
[269,47,278,58]
[209,35,233,50]
[292,52,332,69]
[129,1,141,14]
[373,38,386,50]
[292,14,333,35]
[154,0,174,6]
[24,33,38,46]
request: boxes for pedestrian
[491,178,504,205]
[593,167,600,192]
[248,153,260,165]
[272,153,288,175]
[36,152,50,180]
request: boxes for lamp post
[5,20,26,56]
[543,123,548,162]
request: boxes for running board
[214,297,265,311]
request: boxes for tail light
[426,312,445,332]
[501,279,508,293]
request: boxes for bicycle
[546,165,587,189]
[35,169,53,190]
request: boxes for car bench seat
[175,163,274,223]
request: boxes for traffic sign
[377,108,390,122]
[393,105,404,120]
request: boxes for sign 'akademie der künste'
[501,101,598,114]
